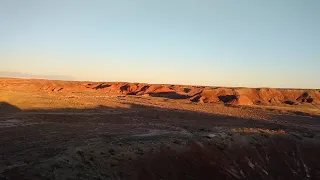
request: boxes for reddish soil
[1,78,319,106]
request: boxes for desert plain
[1,78,320,180]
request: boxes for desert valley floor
[1,78,320,180]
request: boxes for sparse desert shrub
[131,137,320,180]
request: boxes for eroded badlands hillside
[1,78,319,106]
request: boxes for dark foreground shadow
[1,101,320,180]
[133,136,320,180]
[0,102,21,113]
[0,101,318,133]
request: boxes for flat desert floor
[1,79,320,180]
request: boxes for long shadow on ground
[0,101,320,180]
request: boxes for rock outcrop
[1,78,319,106]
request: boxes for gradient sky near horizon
[1,0,319,88]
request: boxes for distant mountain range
[0,71,75,80]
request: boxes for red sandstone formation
[1,78,319,106]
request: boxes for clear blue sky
[1,0,319,88]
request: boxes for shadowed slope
[0,102,21,113]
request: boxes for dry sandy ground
[1,80,320,179]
